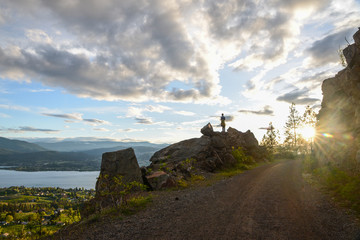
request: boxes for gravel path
[51,160,360,240]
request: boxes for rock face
[146,124,265,185]
[316,28,360,166]
[81,148,143,218]
[95,148,143,196]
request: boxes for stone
[201,123,214,136]
[95,148,142,196]
[146,171,176,190]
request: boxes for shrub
[231,147,255,170]
[97,174,146,209]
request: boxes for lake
[0,170,99,189]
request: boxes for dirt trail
[53,160,360,239]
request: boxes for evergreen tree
[301,105,317,152]
[302,105,317,129]
[284,103,301,147]
[261,122,280,153]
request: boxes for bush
[231,147,255,170]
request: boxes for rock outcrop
[316,28,360,167]
[95,148,143,196]
[81,148,143,217]
[144,124,265,189]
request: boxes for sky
[0,0,359,144]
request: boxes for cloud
[25,29,52,44]
[306,28,355,67]
[93,128,109,132]
[0,0,346,104]
[0,104,30,111]
[29,88,54,93]
[43,112,110,126]
[118,128,144,133]
[276,88,320,105]
[145,105,171,113]
[42,113,83,120]
[173,110,195,116]
[2,126,59,133]
[0,113,10,118]
[135,117,153,125]
[238,105,274,116]
[83,118,110,126]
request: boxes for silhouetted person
[221,113,226,132]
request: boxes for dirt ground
[51,160,360,240]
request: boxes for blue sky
[0,0,359,144]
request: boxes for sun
[300,126,316,140]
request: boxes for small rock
[201,123,214,136]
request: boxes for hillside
[0,137,165,171]
[0,137,47,154]
[34,140,168,152]
[0,151,98,171]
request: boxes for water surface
[0,170,99,189]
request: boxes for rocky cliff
[316,28,360,168]
[144,123,266,189]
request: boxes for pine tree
[302,105,317,129]
[261,122,280,153]
[284,103,301,148]
[302,105,317,152]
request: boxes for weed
[177,179,188,188]
[121,195,152,216]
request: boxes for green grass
[120,195,153,215]
[302,154,360,215]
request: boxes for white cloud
[1,0,354,104]
[93,128,109,132]
[0,112,10,118]
[0,104,30,111]
[118,128,144,133]
[174,110,195,116]
[25,29,52,44]
[29,88,54,93]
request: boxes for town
[0,186,95,239]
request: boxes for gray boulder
[148,123,263,175]
[95,148,142,196]
[201,122,214,136]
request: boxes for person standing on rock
[221,113,226,132]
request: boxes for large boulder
[148,123,264,176]
[82,148,143,218]
[95,148,142,196]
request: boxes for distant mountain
[34,140,168,152]
[0,137,47,154]
[0,151,99,171]
[81,145,164,167]
[0,137,167,171]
